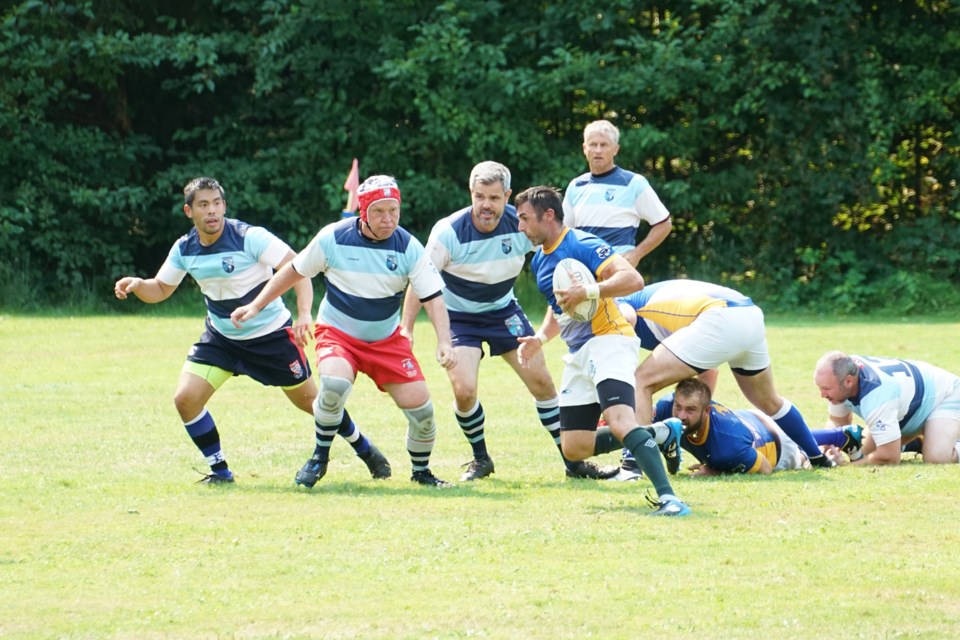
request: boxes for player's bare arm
[114,276,177,303]
[421,295,456,370]
[626,217,672,267]
[231,262,304,328]
[399,285,422,345]
[595,254,645,298]
[274,250,314,347]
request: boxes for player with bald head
[813,351,960,465]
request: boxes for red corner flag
[343,158,359,216]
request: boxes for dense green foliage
[2,0,958,312]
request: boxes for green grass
[2,314,960,639]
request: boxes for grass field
[2,314,959,639]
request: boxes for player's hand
[516,335,542,368]
[400,325,414,346]
[555,281,586,316]
[689,463,718,477]
[822,444,849,466]
[230,304,260,329]
[436,343,456,370]
[114,277,140,300]
[292,316,313,347]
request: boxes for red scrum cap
[357,175,401,222]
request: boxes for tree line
[2,0,958,313]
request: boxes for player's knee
[173,390,203,421]
[560,432,593,460]
[922,445,956,464]
[450,380,477,407]
[314,375,352,423]
[561,441,590,461]
[404,401,435,441]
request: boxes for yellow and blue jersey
[618,279,754,350]
[654,393,780,473]
[530,227,635,352]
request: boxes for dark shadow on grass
[224,477,520,500]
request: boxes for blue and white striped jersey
[562,166,669,254]
[157,218,292,340]
[830,355,960,445]
[293,218,443,343]
[426,204,532,314]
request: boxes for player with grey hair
[812,351,960,465]
[563,119,675,481]
[401,161,618,481]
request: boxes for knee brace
[313,375,353,424]
[403,401,436,442]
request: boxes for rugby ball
[553,258,599,322]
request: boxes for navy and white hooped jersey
[293,217,443,343]
[562,166,669,254]
[157,218,292,340]
[829,355,960,445]
[426,204,532,314]
[530,227,635,353]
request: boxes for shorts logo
[596,245,612,260]
[588,360,597,377]
[386,255,398,271]
[501,238,513,255]
[401,358,417,377]
[504,314,524,337]
[873,421,888,432]
[604,189,615,202]
[222,257,235,273]
[288,361,304,379]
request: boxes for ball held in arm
[552,258,599,322]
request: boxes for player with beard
[401,162,618,481]
[653,378,810,475]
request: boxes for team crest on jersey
[288,360,304,379]
[401,358,417,377]
[604,189,615,202]
[221,257,235,273]
[501,238,513,255]
[386,255,398,271]
[595,245,612,260]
